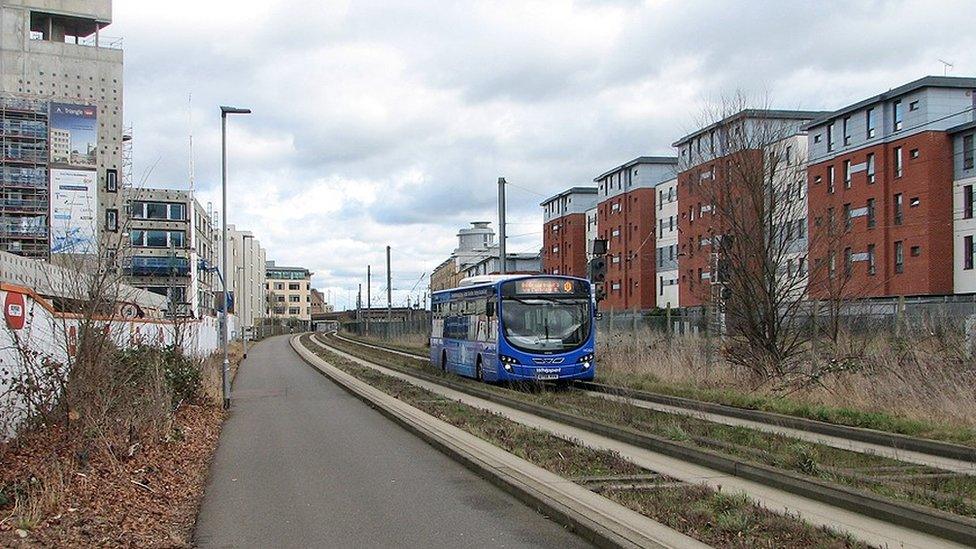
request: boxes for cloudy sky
[112,0,976,310]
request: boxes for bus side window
[485,300,495,317]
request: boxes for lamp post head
[220,106,252,116]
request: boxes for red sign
[4,291,25,330]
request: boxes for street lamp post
[220,105,251,410]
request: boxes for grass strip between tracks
[342,333,976,447]
[321,333,976,545]
[300,334,865,549]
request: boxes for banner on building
[50,169,97,253]
[48,103,97,168]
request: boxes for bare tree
[688,95,831,380]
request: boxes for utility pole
[497,177,507,274]
[367,265,371,309]
[357,283,362,321]
[386,245,392,322]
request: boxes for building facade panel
[595,157,677,311]
[541,187,597,278]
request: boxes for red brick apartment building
[804,76,976,299]
[673,110,825,307]
[541,187,598,278]
[594,156,678,310]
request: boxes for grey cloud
[112,0,976,308]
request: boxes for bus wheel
[441,351,448,372]
[476,356,484,382]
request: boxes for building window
[844,203,852,230]
[105,208,118,232]
[844,247,853,276]
[894,193,903,225]
[867,198,876,228]
[105,169,118,193]
[966,236,975,270]
[827,165,835,194]
[132,201,186,221]
[965,134,974,170]
[826,123,834,152]
[894,241,904,273]
[867,244,876,275]
[288,307,300,315]
[866,108,875,138]
[289,295,299,302]
[844,160,852,188]
[909,100,919,111]
[814,134,822,144]
[289,282,300,290]
[893,99,903,131]
[965,185,974,219]
[910,245,921,257]
[910,148,919,159]
[866,153,876,183]
[842,116,851,146]
[894,146,903,178]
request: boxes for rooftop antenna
[938,59,954,76]
[188,92,195,191]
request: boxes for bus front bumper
[498,362,595,382]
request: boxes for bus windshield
[500,296,591,353]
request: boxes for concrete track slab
[313,336,969,549]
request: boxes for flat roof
[674,109,827,147]
[540,186,597,206]
[593,156,678,182]
[803,76,976,130]
[949,120,976,135]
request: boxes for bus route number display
[515,278,575,294]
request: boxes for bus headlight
[582,361,591,370]
[579,353,594,363]
[503,363,513,372]
[499,355,518,372]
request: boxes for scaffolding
[0,96,50,259]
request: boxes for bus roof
[432,274,588,296]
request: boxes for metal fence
[342,314,432,340]
[597,296,976,342]
[336,295,976,345]
[250,318,309,340]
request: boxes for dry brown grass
[199,341,245,406]
[598,327,976,442]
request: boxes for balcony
[125,256,190,277]
[2,198,48,212]
[0,167,48,188]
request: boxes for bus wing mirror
[486,301,495,317]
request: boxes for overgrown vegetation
[597,328,976,445]
[302,335,866,548]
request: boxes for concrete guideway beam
[311,335,970,549]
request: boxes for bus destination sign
[514,278,576,295]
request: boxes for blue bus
[430,274,596,383]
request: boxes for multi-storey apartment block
[0,1,124,258]
[594,156,677,310]
[805,76,976,300]
[430,221,496,291]
[654,177,679,308]
[224,224,267,329]
[541,187,597,278]
[266,261,313,325]
[122,187,216,317]
[674,110,824,308]
[950,121,976,293]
